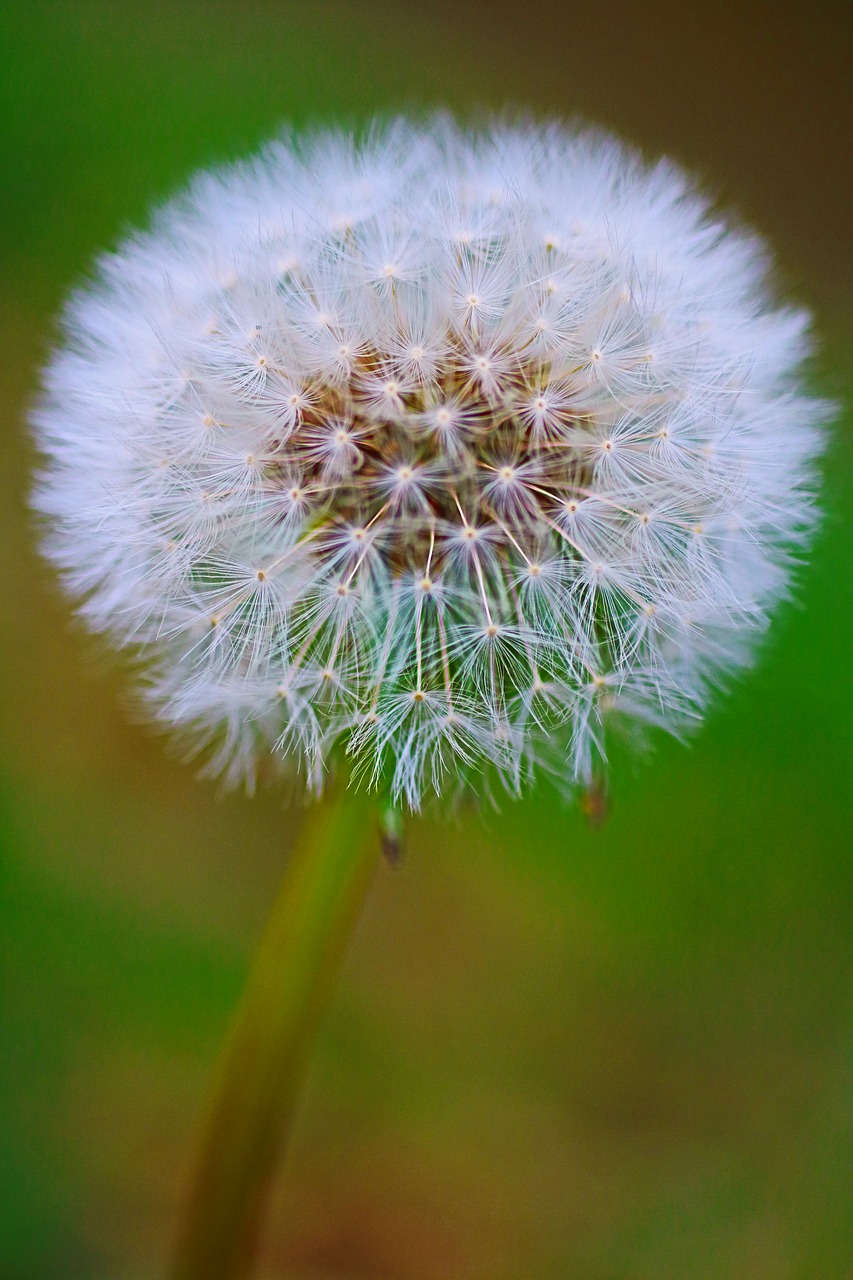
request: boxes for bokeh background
[2,3,852,1277]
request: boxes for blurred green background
[1,3,852,1277]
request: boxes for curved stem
[170,790,379,1279]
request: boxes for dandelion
[32,118,827,810]
[30,117,829,1278]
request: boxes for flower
[31,118,828,807]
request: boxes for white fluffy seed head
[31,117,829,808]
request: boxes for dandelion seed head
[31,118,830,806]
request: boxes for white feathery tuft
[31,117,829,807]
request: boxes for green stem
[170,790,379,1279]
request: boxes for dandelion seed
[31,118,830,807]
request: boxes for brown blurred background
[2,3,852,1277]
